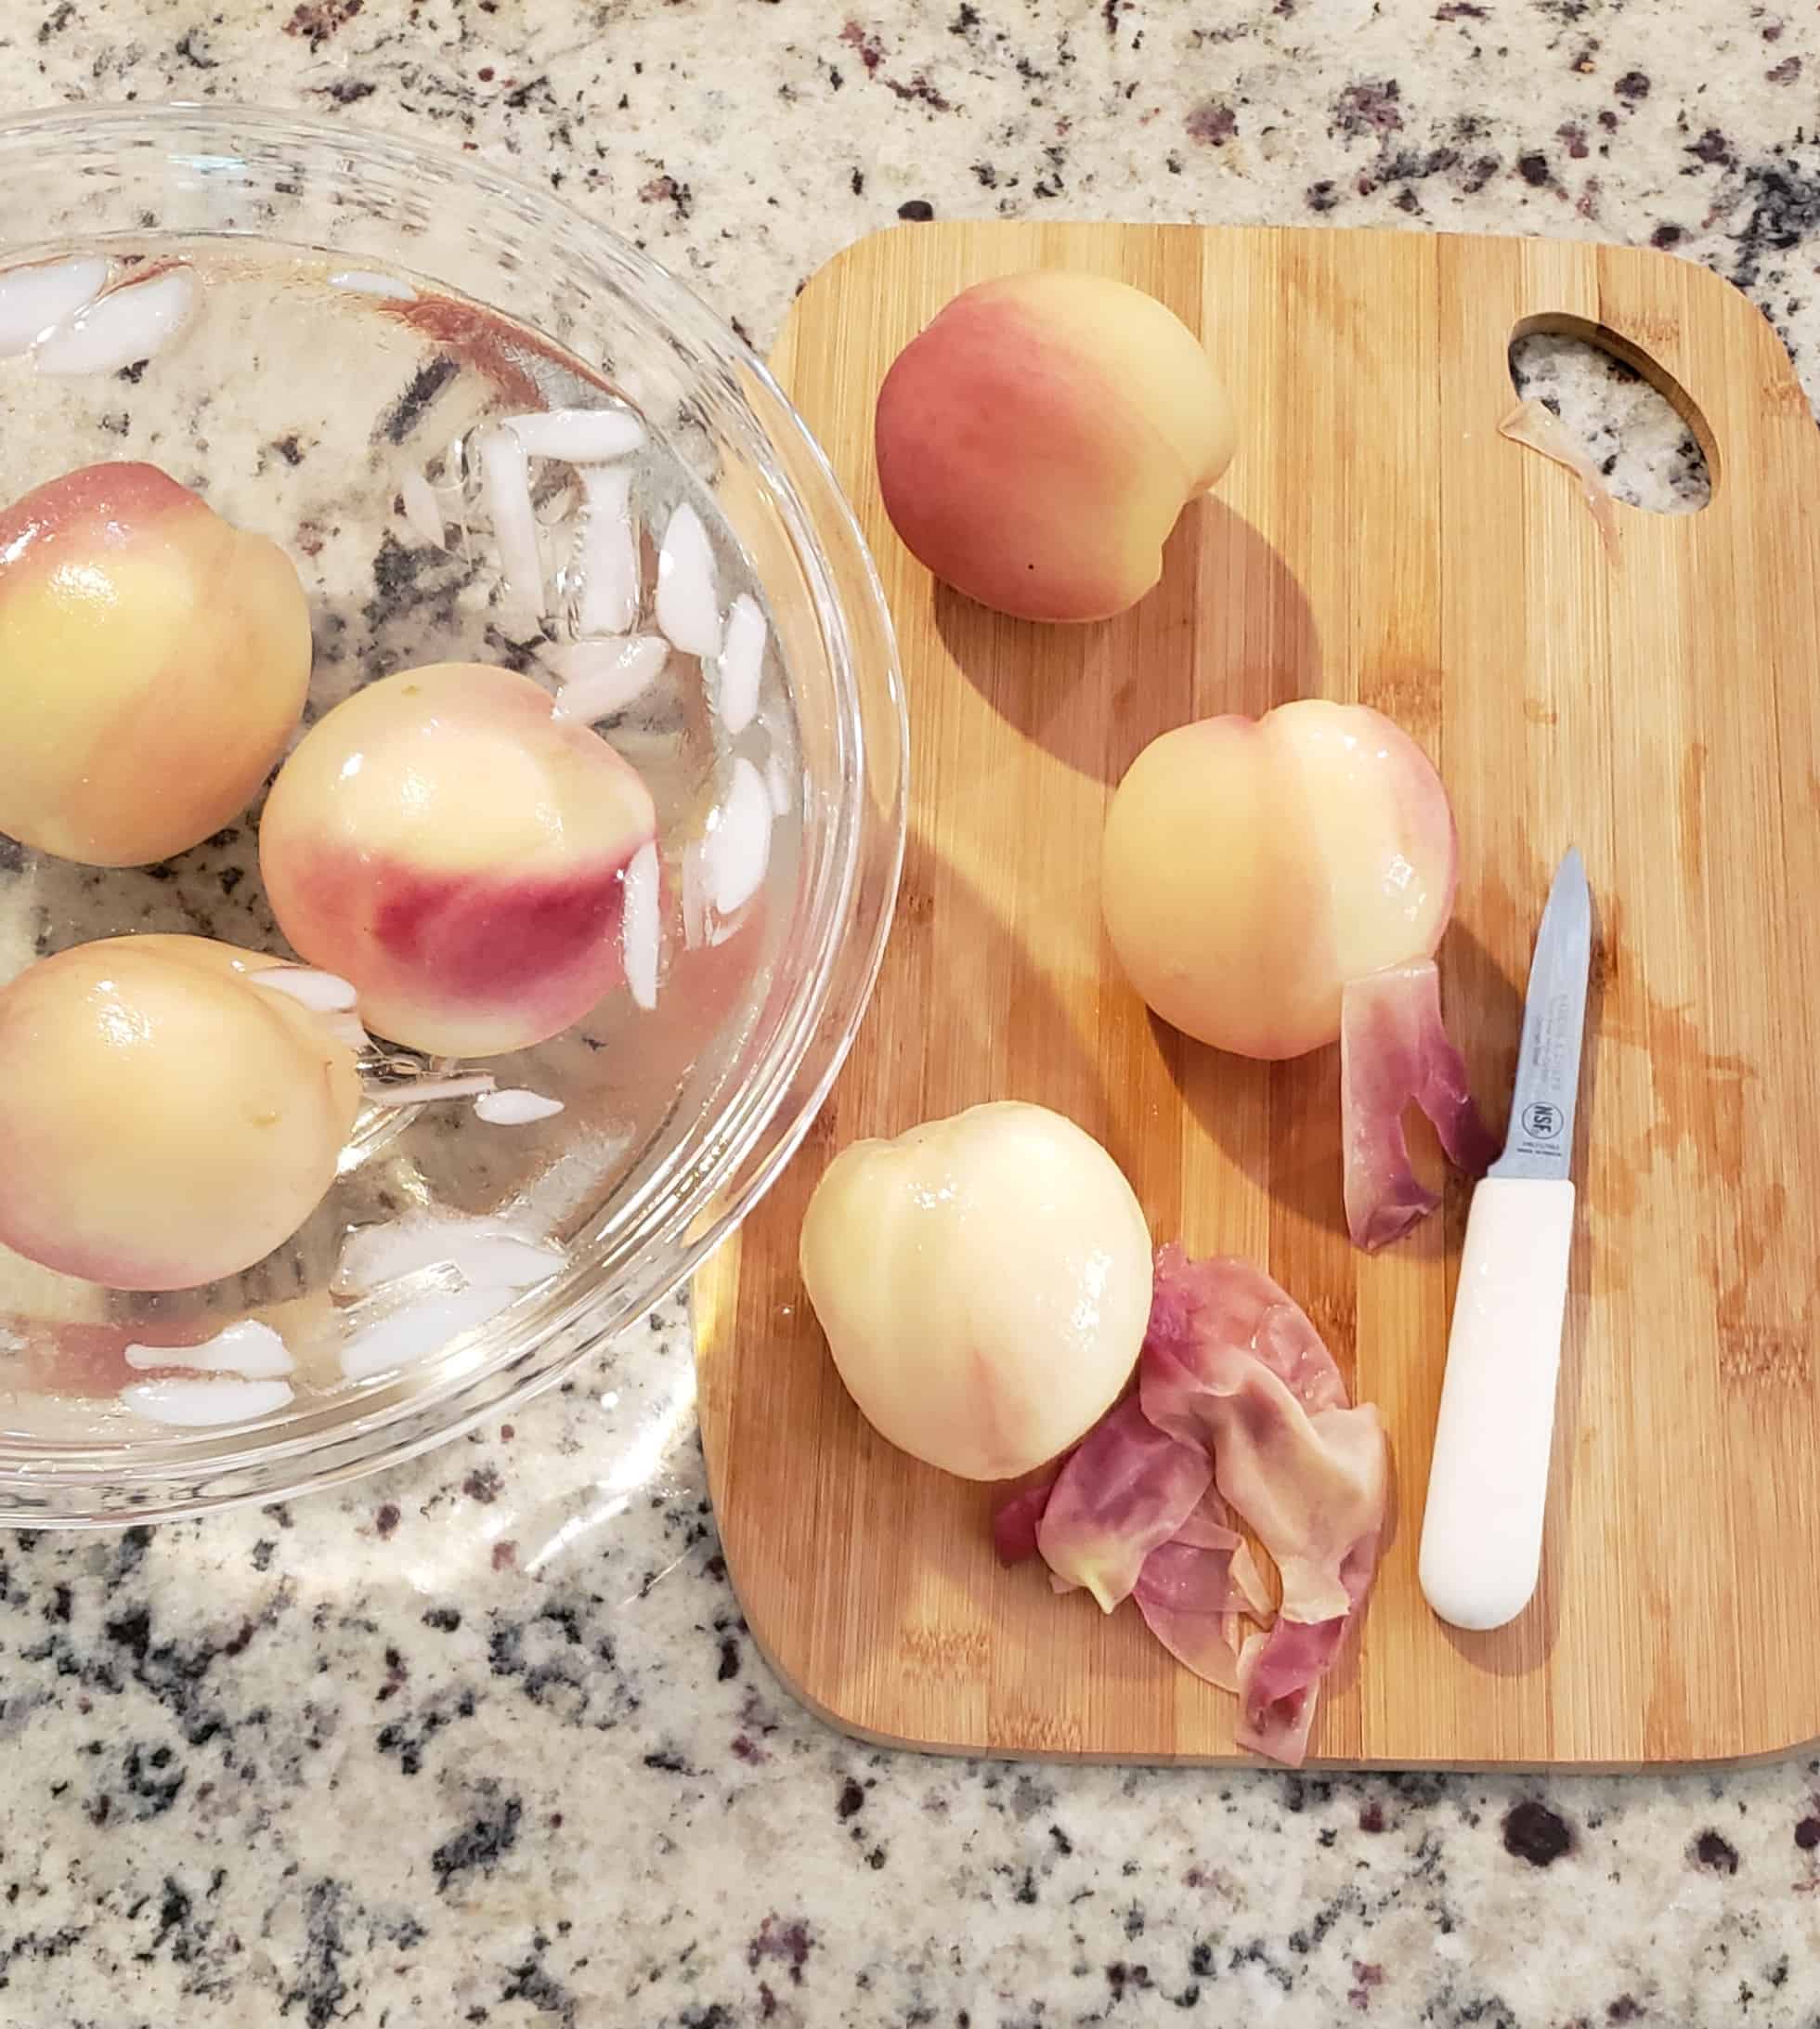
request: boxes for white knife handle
[1419,1177,1577,1632]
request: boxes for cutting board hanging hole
[1507,319,1713,515]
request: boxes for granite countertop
[4,2,1820,2022]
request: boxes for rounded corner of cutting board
[776,220,981,344]
[720,1564,931,1758]
[1588,231,1776,318]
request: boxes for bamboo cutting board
[695,221,1820,1767]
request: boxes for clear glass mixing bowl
[0,104,905,1524]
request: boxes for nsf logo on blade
[1523,1101,1562,1141]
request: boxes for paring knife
[1418,847,1593,1632]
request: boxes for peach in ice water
[0,935,361,1292]
[259,663,658,1059]
[0,462,312,866]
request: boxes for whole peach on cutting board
[0,461,312,867]
[0,935,360,1292]
[259,662,658,1060]
[1100,700,1459,1061]
[873,269,1235,622]
[799,1100,1154,1482]
[1099,698,1494,1251]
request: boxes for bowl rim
[0,98,908,1524]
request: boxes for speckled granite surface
[5,3,1820,2023]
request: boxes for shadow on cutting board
[931,495,1323,787]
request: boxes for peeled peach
[259,663,658,1059]
[873,270,1235,622]
[800,1101,1153,1481]
[0,462,312,866]
[1100,700,1458,1060]
[0,935,360,1291]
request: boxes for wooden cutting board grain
[695,221,1820,1767]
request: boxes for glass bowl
[0,104,905,1525]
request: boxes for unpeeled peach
[873,269,1235,622]
[0,462,312,866]
[259,663,658,1059]
[0,935,361,1291]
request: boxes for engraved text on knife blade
[1491,850,1592,1182]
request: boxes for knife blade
[1418,848,1593,1632]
